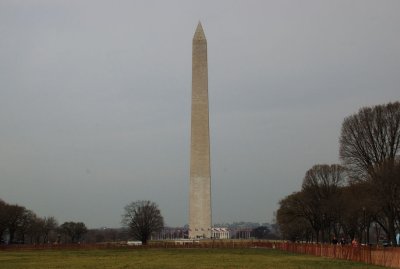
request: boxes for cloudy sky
[1,0,399,228]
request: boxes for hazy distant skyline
[1,0,399,228]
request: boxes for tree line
[276,101,400,245]
[0,199,87,244]
[0,198,165,245]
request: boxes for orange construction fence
[266,242,400,269]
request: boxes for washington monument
[189,22,212,239]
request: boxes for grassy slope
[0,248,387,269]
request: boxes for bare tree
[0,200,7,242]
[6,204,26,244]
[301,164,347,242]
[17,209,37,243]
[26,214,45,244]
[0,199,59,244]
[339,183,373,244]
[42,217,58,243]
[302,164,347,191]
[59,222,88,243]
[368,160,400,244]
[122,200,164,245]
[276,192,314,242]
[340,102,400,244]
[339,101,400,180]
[276,164,347,242]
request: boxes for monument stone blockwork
[189,22,212,239]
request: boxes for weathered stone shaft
[189,22,211,239]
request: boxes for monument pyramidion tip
[193,22,206,40]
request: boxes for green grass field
[0,248,387,269]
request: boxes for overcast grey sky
[1,0,399,228]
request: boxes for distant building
[232,228,253,239]
[212,228,230,239]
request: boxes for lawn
[0,248,387,269]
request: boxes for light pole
[362,207,366,245]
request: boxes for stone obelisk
[189,22,212,239]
